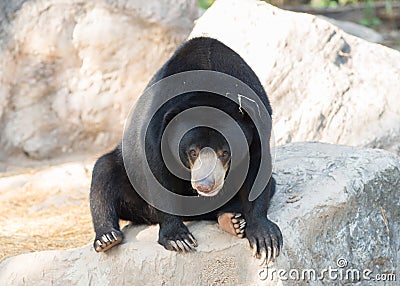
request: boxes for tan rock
[0,0,198,160]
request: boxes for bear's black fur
[90,37,282,262]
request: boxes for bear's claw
[218,212,246,238]
[158,224,197,253]
[245,218,282,266]
[94,230,123,252]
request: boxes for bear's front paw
[158,223,198,253]
[245,218,283,265]
[94,228,124,252]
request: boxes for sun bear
[90,37,282,265]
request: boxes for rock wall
[191,0,400,155]
[1,0,399,162]
[1,143,399,285]
[0,0,198,161]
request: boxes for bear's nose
[194,178,215,193]
[196,184,213,192]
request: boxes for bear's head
[179,127,231,197]
[155,93,256,197]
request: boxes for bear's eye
[222,151,230,158]
[189,149,197,158]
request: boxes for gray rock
[0,0,198,161]
[191,0,400,156]
[1,142,399,285]
[317,16,384,43]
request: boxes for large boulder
[1,142,399,285]
[191,0,400,156]
[0,0,198,161]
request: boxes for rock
[317,16,384,43]
[1,142,399,285]
[0,0,198,161]
[190,0,400,156]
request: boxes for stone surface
[318,16,384,43]
[191,0,400,156]
[1,142,399,285]
[0,0,198,161]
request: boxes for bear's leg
[157,212,198,252]
[240,176,283,265]
[90,152,126,252]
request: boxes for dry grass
[0,162,95,263]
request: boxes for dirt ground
[0,159,96,263]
